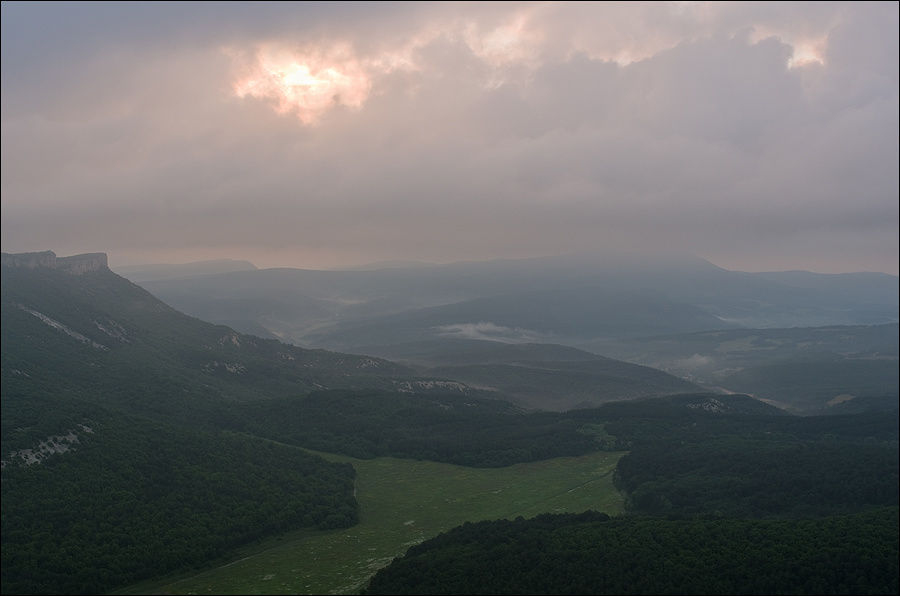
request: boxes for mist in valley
[2,2,898,595]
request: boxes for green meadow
[120,450,625,595]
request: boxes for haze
[2,1,897,274]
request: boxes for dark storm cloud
[2,2,897,273]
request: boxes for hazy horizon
[2,2,898,275]
[104,249,900,277]
[5,237,900,278]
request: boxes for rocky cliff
[1,250,108,274]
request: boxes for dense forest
[364,397,899,594]
[616,437,898,517]
[1,395,357,595]
[364,509,900,595]
[3,263,898,595]
[228,389,601,467]
[582,395,899,517]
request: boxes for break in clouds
[1,2,897,273]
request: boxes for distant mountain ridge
[354,338,701,411]
[585,324,899,412]
[113,258,257,282]
[1,253,419,593]
[5,251,896,594]
[1,252,422,435]
[2,251,704,414]
[129,252,898,351]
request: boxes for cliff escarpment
[1,250,108,274]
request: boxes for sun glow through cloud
[3,1,897,275]
[786,36,827,68]
[749,27,828,69]
[232,45,372,124]
[228,10,551,124]
[228,4,843,125]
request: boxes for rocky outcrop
[1,250,108,275]
[1,250,56,269]
[57,252,108,274]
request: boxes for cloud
[675,354,714,370]
[435,322,543,343]
[1,2,897,274]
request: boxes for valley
[121,450,625,595]
[4,5,898,594]
[2,251,897,595]
[119,252,898,413]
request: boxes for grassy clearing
[120,450,625,595]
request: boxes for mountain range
[115,251,898,411]
[2,250,897,594]
[122,252,898,352]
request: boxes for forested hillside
[365,395,900,594]
[227,389,601,466]
[364,509,900,595]
[0,258,652,594]
[132,253,899,351]
[1,394,357,594]
[1,264,413,426]
[587,324,899,412]
[3,258,897,595]
[0,261,421,593]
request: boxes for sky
[1,1,898,274]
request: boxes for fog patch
[435,321,542,343]
[827,393,856,407]
[675,354,714,369]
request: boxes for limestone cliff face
[1,251,108,275]
[56,253,109,274]
[1,250,57,269]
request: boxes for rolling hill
[1,253,387,594]
[112,258,258,283]
[2,251,711,593]
[5,250,897,594]
[2,251,417,430]
[122,252,899,351]
[584,324,899,411]
[355,339,700,410]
